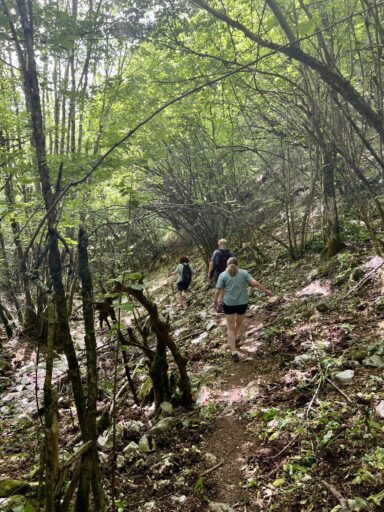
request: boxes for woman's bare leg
[225,314,237,353]
[235,314,246,339]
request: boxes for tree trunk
[322,148,344,257]
[76,227,106,511]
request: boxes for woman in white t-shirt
[214,257,272,362]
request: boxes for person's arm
[168,264,180,278]
[213,287,224,310]
[250,279,273,297]
[208,260,215,279]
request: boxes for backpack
[182,263,192,285]
[216,249,231,273]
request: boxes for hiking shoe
[231,353,240,363]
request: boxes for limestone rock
[375,401,384,418]
[123,441,140,459]
[203,453,217,464]
[293,354,313,367]
[206,321,217,332]
[98,423,125,450]
[363,355,384,368]
[138,435,156,453]
[159,401,173,416]
[334,370,354,382]
[315,301,330,313]
[149,417,175,435]
[143,501,158,511]
[126,420,144,435]
[208,503,235,512]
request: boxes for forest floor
[1,248,384,511]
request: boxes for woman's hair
[226,256,238,276]
[179,255,189,264]
[218,238,227,248]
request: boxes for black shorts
[223,303,248,315]
[177,281,190,291]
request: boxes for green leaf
[115,302,134,311]
[128,284,143,291]
[194,476,204,493]
[298,19,315,37]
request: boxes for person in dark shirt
[208,239,233,285]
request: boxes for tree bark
[322,147,344,257]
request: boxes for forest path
[198,314,275,510]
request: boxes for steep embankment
[1,250,384,512]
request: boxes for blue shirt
[216,269,253,306]
[175,263,195,283]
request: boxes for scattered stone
[149,417,175,435]
[208,502,235,512]
[203,453,217,464]
[126,420,144,435]
[191,332,209,345]
[98,423,125,449]
[363,355,384,368]
[159,401,173,416]
[0,406,11,415]
[206,321,217,332]
[296,280,331,297]
[154,456,174,475]
[116,454,126,469]
[174,476,186,488]
[365,256,384,270]
[123,441,140,459]
[315,301,330,313]
[308,269,319,281]
[138,435,156,453]
[375,401,384,418]
[293,354,313,367]
[143,500,157,510]
[196,311,208,321]
[172,495,187,504]
[334,370,354,382]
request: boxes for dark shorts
[223,303,248,315]
[177,281,190,291]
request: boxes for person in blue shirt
[214,257,272,362]
[168,256,195,309]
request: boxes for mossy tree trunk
[76,227,106,511]
[322,147,344,257]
